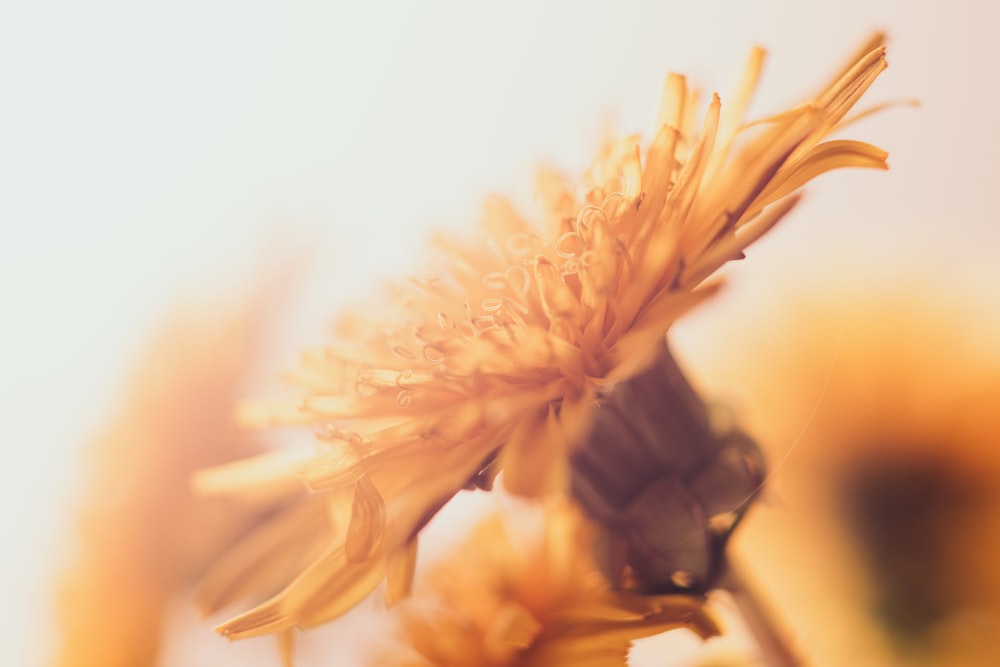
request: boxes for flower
[692,288,1000,666]
[54,286,283,667]
[196,34,890,646]
[378,501,719,667]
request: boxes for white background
[2,1,998,665]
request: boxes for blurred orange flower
[698,289,1000,667]
[196,35,890,646]
[54,286,282,667]
[380,501,718,667]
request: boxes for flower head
[700,288,1000,666]
[380,501,718,667]
[54,287,281,667]
[197,35,890,643]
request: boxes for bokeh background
[2,1,998,665]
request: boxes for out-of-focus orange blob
[53,282,287,667]
[692,287,1000,667]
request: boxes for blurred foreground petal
[53,276,289,667]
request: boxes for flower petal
[345,474,386,563]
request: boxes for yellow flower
[697,289,1000,667]
[380,501,719,667]
[54,286,282,667]
[196,34,890,644]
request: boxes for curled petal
[345,474,386,563]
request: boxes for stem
[719,561,803,667]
